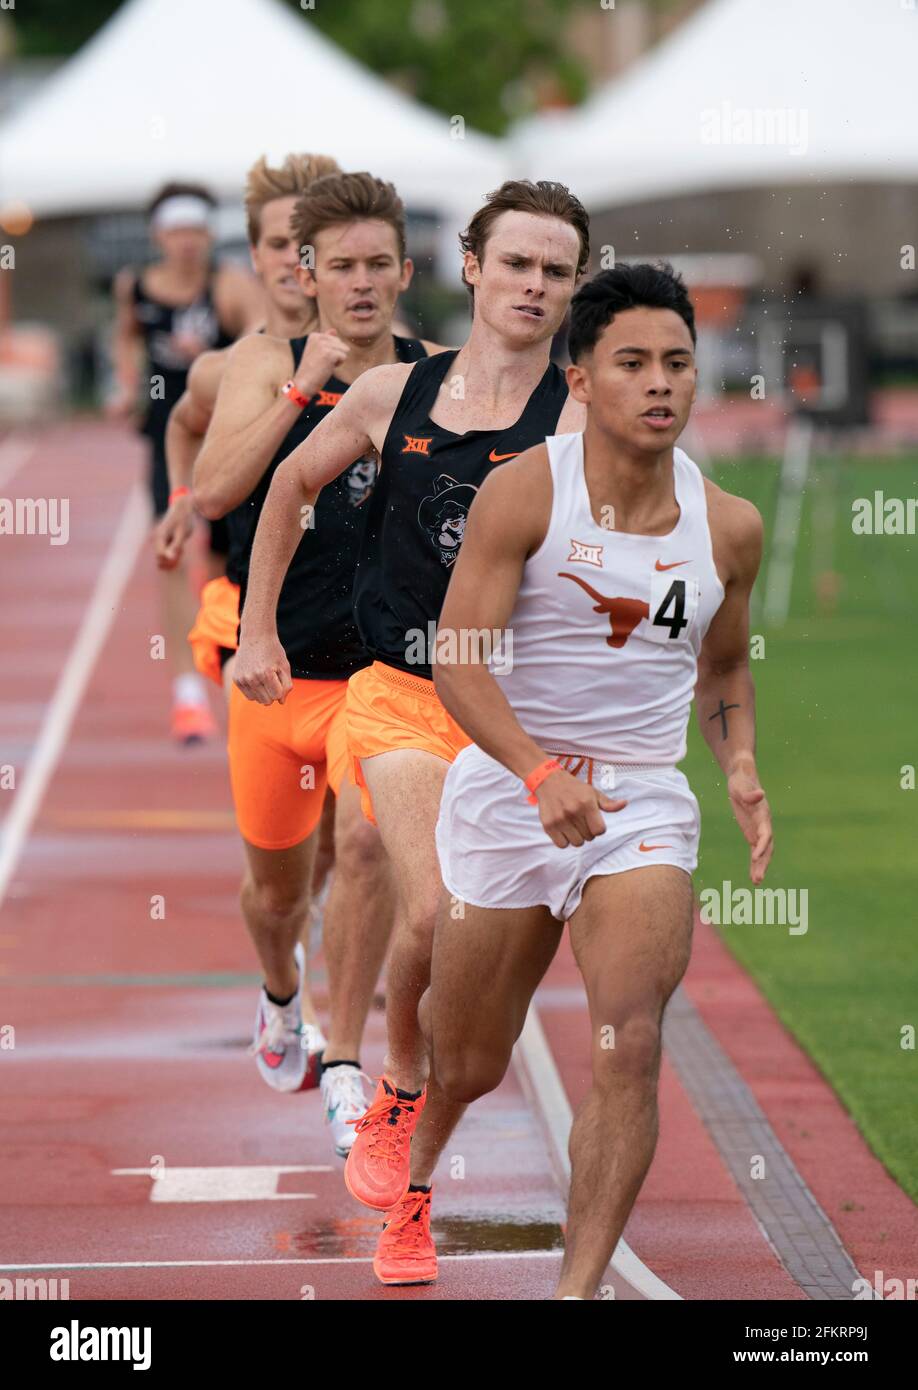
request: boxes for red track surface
[1,421,914,1301]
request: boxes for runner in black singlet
[132,269,234,537]
[110,181,262,743]
[233,179,591,1287]
[153,156,345,709]
[192,170,447,1162]
[354,346,568,678]
[234,332,429,678]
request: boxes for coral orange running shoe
[171,702,216,746]
[344,1076,426,1211]
[373,1186,437,1286]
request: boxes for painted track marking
[0,1253,563,1271]
[112,1165,334,1202]
[0,482,149,910]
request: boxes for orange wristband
[168,486,190,505]
[282,379,311,409]
[524,759,562,805]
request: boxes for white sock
[173,673,207,707]
[561,1295,585,1300]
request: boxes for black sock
[382,1078,423,1103]
[264,986,296,1008]
[320,1057,360,1074]
[407,1183,431,1194]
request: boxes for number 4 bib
[645,571,700,643]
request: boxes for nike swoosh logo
[638,841,673,852]
[488,450,519,462]
[655,559,690,571]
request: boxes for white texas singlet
[493,431,726,765]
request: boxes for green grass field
[682,453,918,1202]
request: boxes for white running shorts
[436,744,700,923]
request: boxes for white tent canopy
[0,0,508,218]
[514,0,918,207]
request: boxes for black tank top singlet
[234,334,429,680]
[132,269,234,438]
[352,348,568,680]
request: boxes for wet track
[1,422,915,1301]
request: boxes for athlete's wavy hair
[568,263,697,363]
[291,171,407,265]
[458,180,590,305]
[244,153,341,245]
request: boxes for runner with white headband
[151,194,214,233]
[110,181,263,744]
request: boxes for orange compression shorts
[188,576,240,686]
[345,660,472,825]
[228,677,350,850]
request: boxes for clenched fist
[233,632,293,706]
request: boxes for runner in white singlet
[425,262,774,1300]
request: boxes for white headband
[152,195,213,232]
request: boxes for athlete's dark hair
[568,262,696,362]
[459,179,590,304]
[291,171,407,264]
[147,182,217,218]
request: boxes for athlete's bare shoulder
[223,329,293,376]
[192,322,266,392]
[471,442,553,557]
[332,360,415,451]
[187,346,230,407]
[502,440,552,483]
[345,360,415,409]
[703,475,764,586]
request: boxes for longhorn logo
[558,572,649,649]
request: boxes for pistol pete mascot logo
[418,474,477,568]
[345,454,378,507]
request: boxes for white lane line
[514,1003,682,1301]
[0,431,37,491]
[0,1252,563,1271]
[0,482,149,910]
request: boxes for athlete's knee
[333,809,386,876]
[242,872,310,926]
[432,1035,511,1104]
[393,896,441,956]
[592,1010,662,1087]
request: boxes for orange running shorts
[345,661,472,824]
[188,576,240,686]
[228,678,350,850]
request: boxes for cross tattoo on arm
[709,698,740,741]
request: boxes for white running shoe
[251,942,326,1092]
[320,1064,370,1158]
[298,1020,329,1092]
